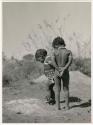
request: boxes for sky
[3,2,91,59]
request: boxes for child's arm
[64,51,73,70]
[44,56,58,70]
[44,55,59,70]
[59,51,73,77]
[51,55,59,71]
[51,55,61,77]
[60,51,73,72]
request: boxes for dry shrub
[70,58,91,77]
[3,56,44,87]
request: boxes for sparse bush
[3,74,13,87]
[20,60,43,80]
[70,58,91,77]
[3,54,91,87]
[69,61,78,71]
[3,55,44,87]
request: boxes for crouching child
[35,49,59,105]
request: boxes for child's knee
[63,80,69,91]
[49,83,55,89]
[63,86,69,91]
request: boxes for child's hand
[55,70,61,77]
[60,71,64,77]
[58,67,62,72]
[59,67,66,72]
[59,67,66,77]
[55,70,60,77]
[48,61,52,64]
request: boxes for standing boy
[52,36,73,110]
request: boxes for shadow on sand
[71,99,91,108]
[60,97,91,108]
[60,96,82,103]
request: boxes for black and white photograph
[2,1,91,123]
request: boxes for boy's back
[54,47,72,68]
[52,36,73,110]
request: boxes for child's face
[54,45,59,49]
[38,56,45,63]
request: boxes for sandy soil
[3,71,91,123]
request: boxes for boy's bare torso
[54,47,72,68]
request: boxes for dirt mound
[5,98,56,116]
[33,71,90,84]
[33,75,47,84]
[3,71,91,123]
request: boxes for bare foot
[63,106,70,110]
[58,107,61,110]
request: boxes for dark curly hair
[52,36,66,48]
[35,49,47,61]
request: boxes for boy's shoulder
[66,49,72,54]
[59,47,72,54]
[65,49,72,57]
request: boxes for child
[52,36,73,110]
[35,49,59,105]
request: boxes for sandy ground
[3,71,91,123]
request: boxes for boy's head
[35,49,47,63]
[52,36,66,49]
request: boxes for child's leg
[63,72,69,109]
[45,80,51,102]
[54,76,61,110]
[49,83,55,104]
[63,85,69,109]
